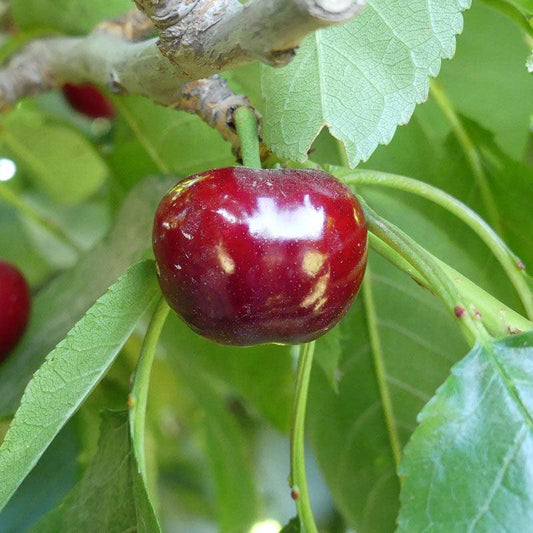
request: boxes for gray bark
[0,0,365,148]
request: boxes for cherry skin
[153,167,368,346]
[62,83,115,119]
[0,260,31,361]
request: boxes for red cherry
[153,167,367,346]
[0,260,31,361]
[62,83,115,119]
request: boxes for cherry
[62,83,115,119]
[153,167,367,346]
[0,260,31,361]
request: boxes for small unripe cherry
[62,83,115,119]
[152,167,368,346]
[0,260,31,361]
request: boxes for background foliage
[0,0,532,532]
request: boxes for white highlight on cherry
[246,195,325,240]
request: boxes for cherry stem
[332,167,533,320]
[129,297,170,481]
[362,201,490,346]
[290,340,318,533]
[234,106,262,169]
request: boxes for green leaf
[361,113,443,182]
[361,115,527,313]
[309,298,399,533]
[480,0,533,35]
[436,2,533,158]
[0,175,175,417]
[0,423,79,532]
[0,260,160,510]
[2,108,109,205]
[312,113,531,528]
[113,96,235,178]
[433,116,533,271]
[314,324,343,393]
[11,0,131,34]
[19,194,110,270]
[509,0,533,14]
[398,332,533,531]
[307,177,497,531]
[308,249,468,532]
[310,108,529,531]
[204,404,257,533]
[0,202,53,287]
[164,328,260,533]
[261,0,471,166]
[29,410,160,532]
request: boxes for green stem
[363,201,489,346]
[480,0,533,37]
[0,184,81,252]
[362,270,403,471]
[368,233,533,337]
[129,297,170,480]
[332,168,533,320]
[234,106,262,169]
[290,341,318,533]
[429,79,503,236]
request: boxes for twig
[136,0,366,71]
[0,0,364,151]
[176,75,258,157]
[0,0,365,109]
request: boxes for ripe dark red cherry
[153,167,367,346]
[62,83,115,119]
[0,260,31,361]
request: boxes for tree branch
[176,75,265,158]
[0,0,364,154]
[0,0,364,109]
[136,0,365,70]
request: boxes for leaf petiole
[362,201,490,346]
[333,168,533,320]
[368,233,533,337]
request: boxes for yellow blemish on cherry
[216,243,235,274]
[301,271,330,309]
[302,250,326,276]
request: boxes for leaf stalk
[333,168,533,319]
[362,201,489,346]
